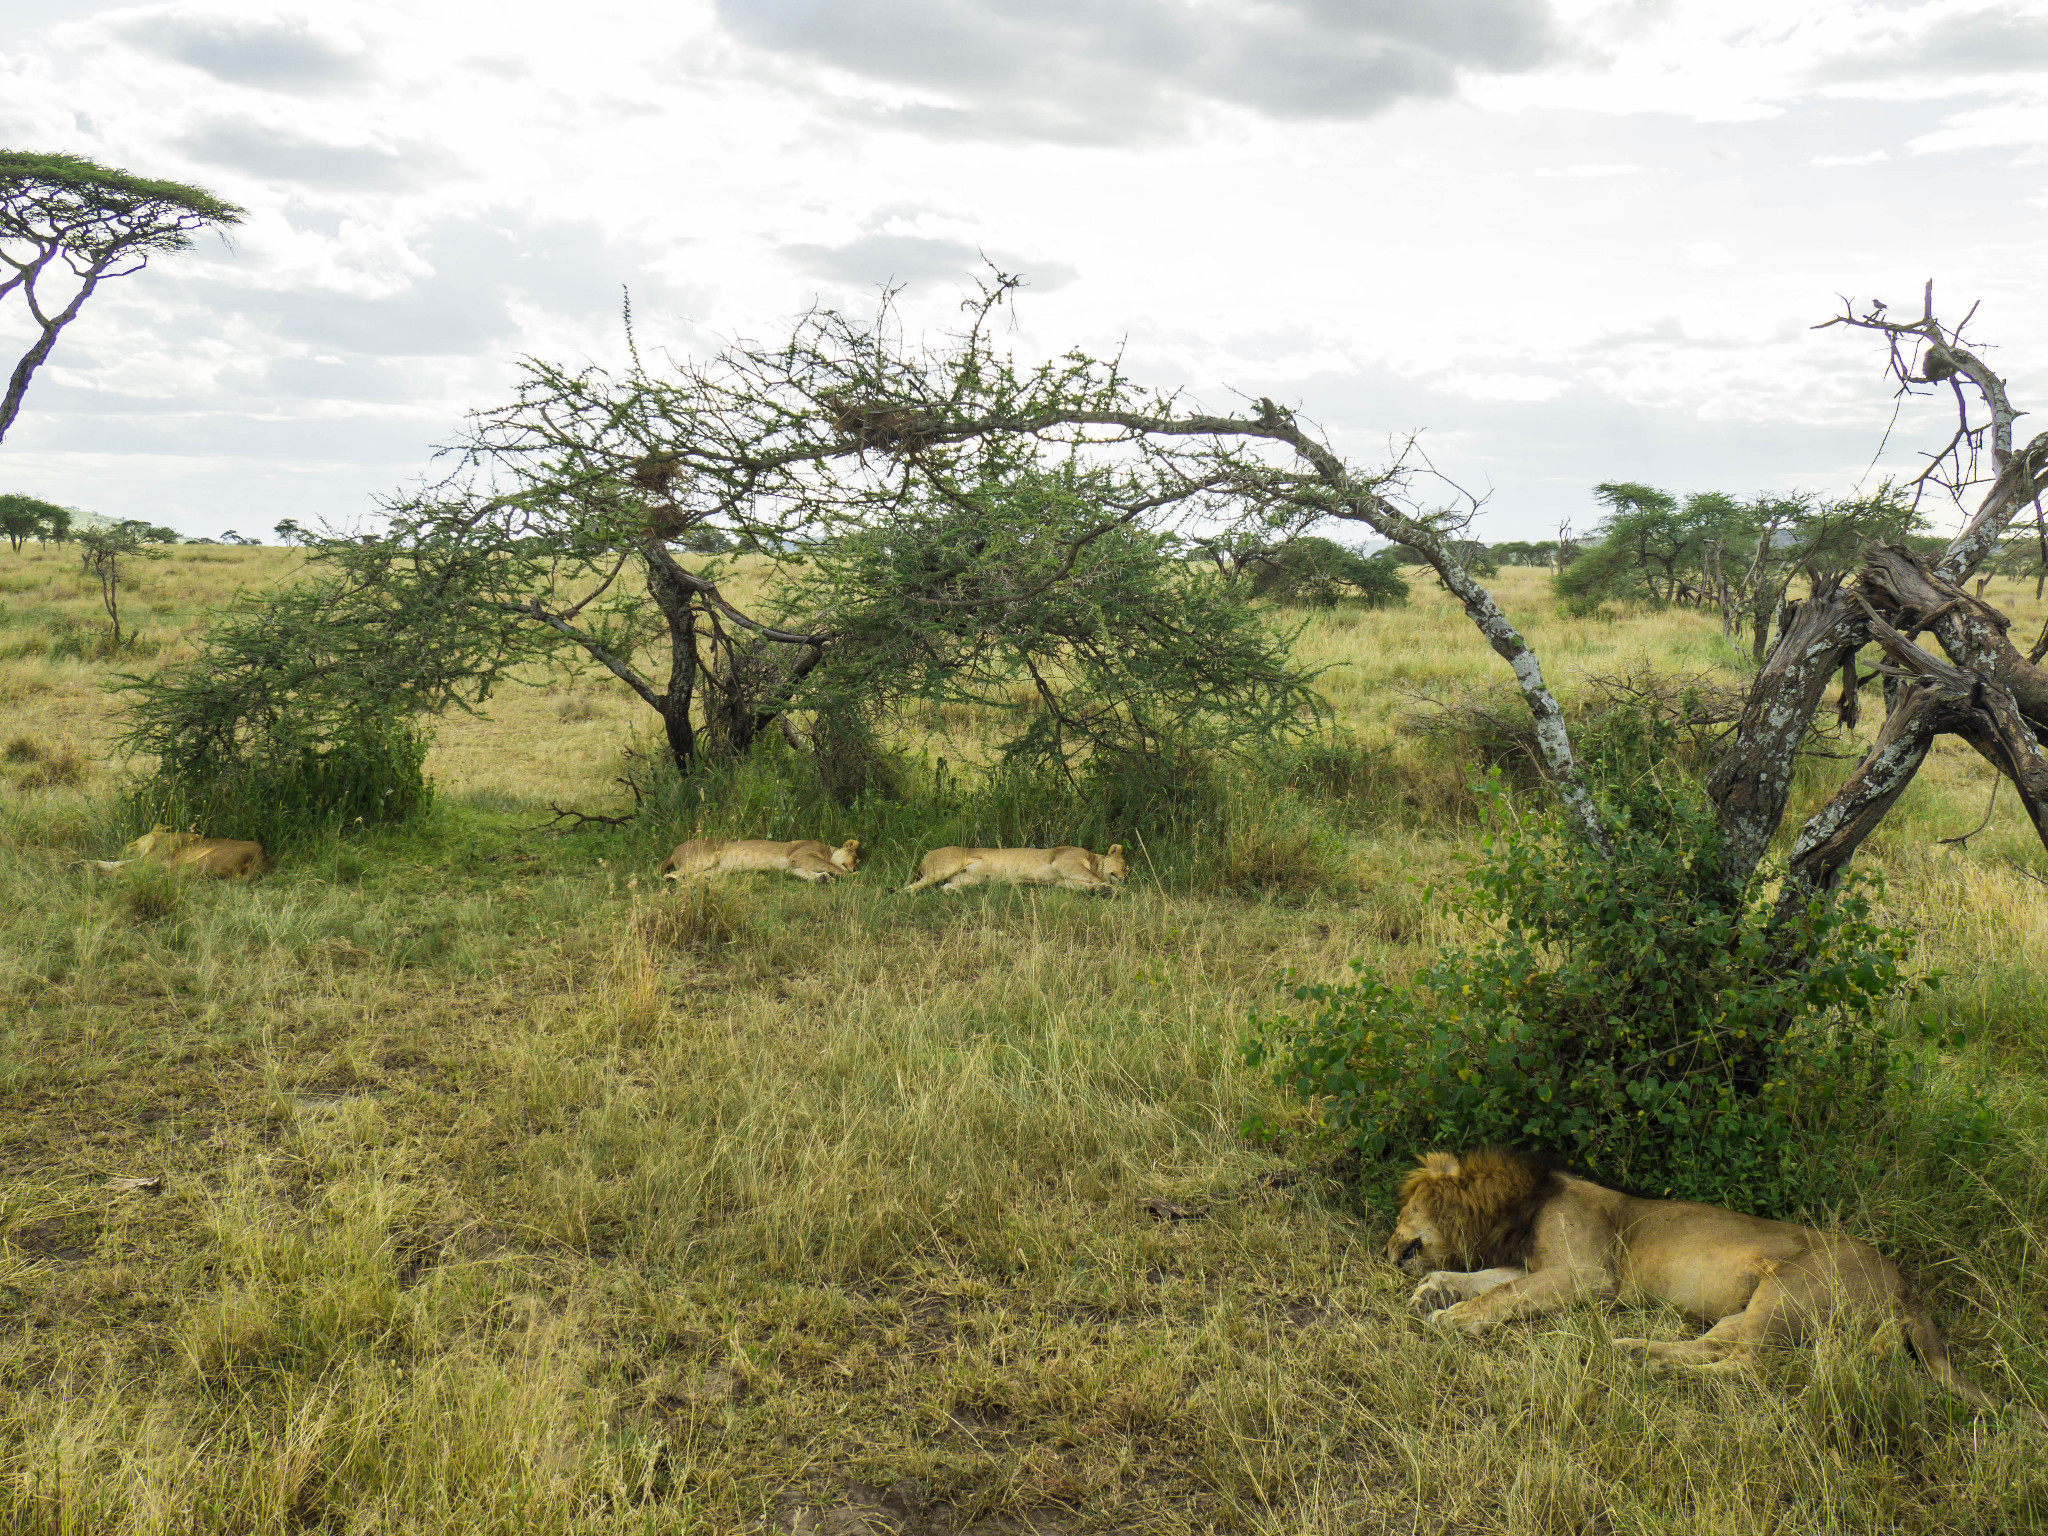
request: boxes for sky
[3,0,2047,543]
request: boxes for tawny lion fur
[657,838,860,885]
[82,826,267,879]
[899,844,1129,897]
[1388,1148,2021,1415]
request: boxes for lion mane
[1397,1149,1562,1271]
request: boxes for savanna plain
[3,546,2047,1535]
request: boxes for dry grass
[2,545,2046,1534]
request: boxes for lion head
[1387,1149,1559,1274]
[1101,844,1129,881]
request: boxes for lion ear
[844,839,860,850]
[1108,843,1123,856]
[1420,1152,1461,1179]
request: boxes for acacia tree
[77,520,168,645]
[0,492,68,552]
[0,151,244,446]
[128,281,1330,803]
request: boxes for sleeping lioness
[82,826,268,879]
[1389,1147,2020,1414]
[900,844,1128,897]
[657,837,860,884]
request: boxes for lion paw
[1408,1277,1461,1315]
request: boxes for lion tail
[1901,1301,2030,1418]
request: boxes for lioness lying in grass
[900,844,1128,897]
[1389,1147,2022,1414]
[658,837,860,884]
[83,827,268,879]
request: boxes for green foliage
[118,577,446,853]
[1553,482,1696,610]
[1555,483,1925,623]
[0,493,70,553]
[1244,712,1929,1212]
[792,467,1329,792]
[636,714,1352,900]
[1489,540,1563,567]
[1244,536,1409,608]
[0,151,245,244]
[75,522,166,646]
[125,713,431,857]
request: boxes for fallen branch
[536,802,636,832]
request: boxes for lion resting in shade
[1388,1147,2016,1413]
[83,827,267,879]
[899,844,1128,897]
[657,837,860,884]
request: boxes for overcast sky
[3,0,2046,541]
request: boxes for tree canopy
[0,150,244,446]
[0,491,70,552]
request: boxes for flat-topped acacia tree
[0,151,244,447]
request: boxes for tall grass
[2,546,2046,1533]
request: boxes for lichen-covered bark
[1863,543,2048,734]
[1775,607,2048,924]
[1773,681,1959,925]
[1935,429,2048,585]
[1706,592,1866,885]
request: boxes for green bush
[1245,537,1410,608]
[1244,712,1929,1212]
[126,715,432,856]
[117,577,440,856]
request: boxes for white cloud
[0,0,2041,540]
[118,10,372,92]
[714,0,1561,143]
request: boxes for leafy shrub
[126,715,431,855]
[1244,710,1929,1212]
[118,579,437,854]
[1245,537,1410,608]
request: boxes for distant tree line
[0,492,74,551]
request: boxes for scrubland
[2,543,2047,1534]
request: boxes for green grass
[3,550,2047,1533]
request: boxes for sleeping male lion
[1389,1147,2015,1413]
[657,837,860,884]
[83,826,267,879]
[899,844,1128,897]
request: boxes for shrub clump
[116,578,435,853]
[1245,537,1410,609]
[1244,712,1929,1212]
[124,715,431,856]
